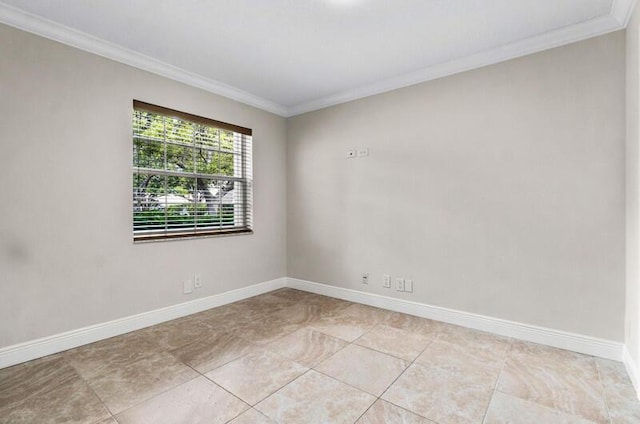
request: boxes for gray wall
[627,3,640,368]
[0,23,628,349]
[0,24,288,347]
[287,32,626,341]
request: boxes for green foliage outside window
[133,110,240,233]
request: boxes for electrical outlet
[183,280,194,294]
[194,274,202,289]
[404,279,413,293]
[361,273,369,284]
[383,274,391,288]
[396,277,405,292]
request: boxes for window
[132,101,253,241]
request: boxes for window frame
[132,100,253,242]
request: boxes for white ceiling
[0,0,635,116]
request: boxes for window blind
[132,101,253,241]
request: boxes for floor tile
[270,302,327,325]
[415,327,510,379]
[303,295,353,312]
[337,303,394,323]
[170,330,257,373]
[0,375,111,424]
[270,288,319,302]
[228,408,277,424]
[309,303,394,342]
[384,312,447,336]
[266,327,347,367]
[5,290,640,424]
[85,351,198,414]
[357,399,434,423]
[315,344,408,396]
[596,358,631,386]
[256,370,375,424]
[190,303,246,329]
[64,331,160,379]
[382,363,495,423]
[0,354,76,410]
[497,342,608,423]
[230,316,301,345]
[205,350,307,405]
[309,315,372,341]
[606,392,640,424]
[115,376,249,424]
[232,293,295,314]
[355,324,433,361]
[595,360,640,424]
[596,358,638,401]
[505,341,597,375]
[136,318,217,351]
[442,325,512,356]
[485,392,599,424]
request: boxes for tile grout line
[64,354,120,422]
[183,296,355,422]
[265,303,386,422]
[319,306,416,423]
[89,329,232,419]
[486,343,615,424]
[221,291,361,421]
[358,325,443,423]
[197,347,295,408]
[61,327,183,419]
[0,355,79,415]
[177,361,254,424]
[594,358,615,424]
[19,289,628,424]
[480,338,515,424]
[251,367,316,418]
[248,301,417,423]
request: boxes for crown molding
[612,0,637,26]
[286,8,628,116]
[0,1,635,118]
[0,2,288,117]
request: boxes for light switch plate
[396,277,405,292]
[183,280,194,294]
[383,274,391,288]
[405,279,413,293]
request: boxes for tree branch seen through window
[132,101,252,241]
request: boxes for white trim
[0,278,286,369]
[623,346,640,399]
[0,1,635,118]
[612,0,637,26]
[0,276,629,370]
[0,3,287,117]
[286,14,623,116]
[287,278,624,361]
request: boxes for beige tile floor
[1,288,639,424]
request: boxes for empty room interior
[3,0,640,423]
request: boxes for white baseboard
[0,278,286,369]
[0,276,627,370]
[287,278,624,361]
[623,346,640,399]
